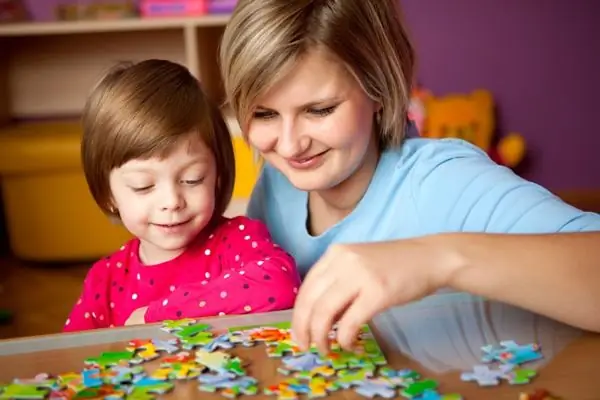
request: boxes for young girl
[219,0,600,353]
[63,59,301,332]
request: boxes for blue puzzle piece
[461,364,513,386]
[481,340,542,365]
[203,334,235,352]
[353,378,396,398]
[151,338,180,354]
[82,368,103,388]
[279,353,326,374]
[413,390,463,400]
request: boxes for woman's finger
[335,289,382,350]
[292,256,337,349]
[309,279,358,355]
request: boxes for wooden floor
[0,256,90,339]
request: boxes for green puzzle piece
[85,351,135,368]
[401,379,439,398]
[173,323,212,339]
[0,383,48,399]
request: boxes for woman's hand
[125,306,148,326]
[291,237,455,354]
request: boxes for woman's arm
[438,231,600,332]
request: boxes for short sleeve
[412,139,600,234]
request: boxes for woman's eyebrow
[256,96,343,111]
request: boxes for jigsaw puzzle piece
[0,383,49,399]
[352,378,396,398]
[460,364,513,386]
[203,333,235,352]
[336,368,375,389]
[195,349,246,376]
[276,353,327,375]
[412,390,463,400]
[481,340,542,365]
[161,318,198,333]
[84,351,135,369]
[400,379,439,399]
[227,330,257,347]
[198,371,258,398]
[378,367,421,387]
[502,367,537,385]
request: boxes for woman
[219,0,600,354]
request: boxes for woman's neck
[308,140,380,236]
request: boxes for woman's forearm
[431,231,600,332]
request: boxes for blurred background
[0,0,598,339]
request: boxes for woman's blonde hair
[219,0,415,149]
[82,59,235,222]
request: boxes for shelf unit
[0,15,231,121]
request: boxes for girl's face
[247,48,380,193]
[109,137,217,265]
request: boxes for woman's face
[247,48,380,192]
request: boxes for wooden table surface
[0,295,598,399]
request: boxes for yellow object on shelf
[0,120,260,262]
[0,121,132,262]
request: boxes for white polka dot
[99,315,105,321]
[110,324,115,328]
[201,280,208,285]
[257,260,264,266]
[137,273,141,280]
[209,234,214,239]
[220,291,227,299]
[130,252,134,257]
[170,285,176,292]
[293,287,298,293]
[120,245,125,251]
[92,312,97,319]
[77,298,82,305]
[239,224,245,231]
[251,241,258,248]
[224,273,230,279]
[106,262,110,268]
[132,293,138,300]
[205,272,211,279]
[116,262,122,268]
[65,319,70,325]
[204,249,211,256]
[110,302,115,309]
[199,301,206,307]
[239,270,245,275]
[84,312,90,319]
[244,235,250,240]
[163,299,169,306]
[235,255,240,262]
[244,305,252,312]
[218,311,226,316]
[282,266,288,272]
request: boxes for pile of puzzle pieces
[0,318,557,400]
[0,318,464,399]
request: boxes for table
[0,294,598,399]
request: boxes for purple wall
[401,0,600,190]
[22,0,599,189]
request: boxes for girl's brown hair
[81,59,235,222]
[219,0,415,149]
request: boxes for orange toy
[419,89,526,168]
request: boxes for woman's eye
[182,178,205,185]
[253,110,276,120]
[308,105,337,117]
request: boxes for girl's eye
[253,110,276,120]
[308,105,337,117]
[131,185,153,193]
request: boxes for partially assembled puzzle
[0,318,557,399]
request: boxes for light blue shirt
[248,137,600,277]
[247,137,600,349]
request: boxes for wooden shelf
[0,15,231,120]
[0,15,230,36]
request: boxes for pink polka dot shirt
[63,216,301,332]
